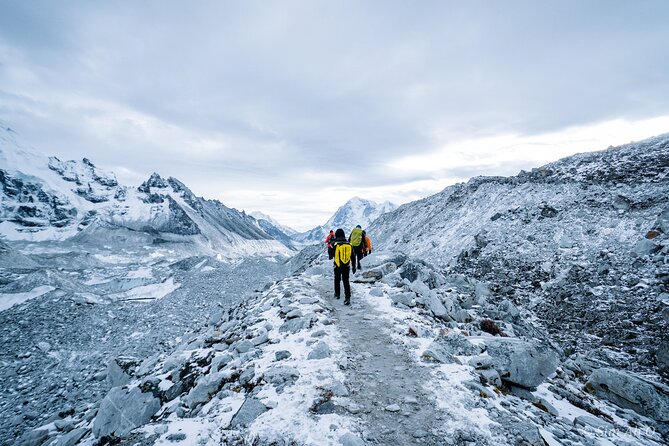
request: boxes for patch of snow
[0,285,55,311]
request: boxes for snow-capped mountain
[249,211,299,250]
[295,197,396,243]
[0,126,290,259]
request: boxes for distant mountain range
[0,126,291,259]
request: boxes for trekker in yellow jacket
[348,225,365,273]
[332,228,352,305]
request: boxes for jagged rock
[587,368,669,422]
[251,332,269,346]
[308,341,331,360]
[53,428,88,446]
[442,296,471,322]
[423,291,448,319]
[435,332,481,356]
[17,428,49,446]
[381,272,404,287]
[54,419,74,432]
[106,356,140,388]
[92,386,161,438]
[634,239,660,256]
[463,380,496,398]
[235,340,254,353]
[186,370,236,408]
[360,270,383,282]
[329,381,349,397]
[264,366,299,392]
[422,341,462,364]
[299,297,319,304]
[239,366,256,386]
[574,415,613,430]
[483,338,559,389]
[279,316,315,334]
[388,291,416,307]
[286,309,303,319]
[230,398,268,427]
[211,353,233,372]
[477,368,502,387]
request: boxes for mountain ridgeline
[0,127,291,259]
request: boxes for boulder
[308,341,332,360]
[587,368,669,422]
[436,332,481,356]
[185,370,236,408]
[422,341,462,364]
[483,338,559,389]
[54,428,88,446]
[264,366,300,392]
[442,296,471,322]
[275,350,292,361]
[279,315,315,334]
[230,398,268,427]
[477,368,502,387]
[634,239,660,257]
[17,428,49,446]
[93,386,161,438]
[388,292,415,307]
[339,432,365,446]
[423,291,448,319]
[106,356,140,388]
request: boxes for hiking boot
[334,294,340,300]
[344,299,350,305]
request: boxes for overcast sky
[1,1,668,231]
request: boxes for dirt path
[313,273,448,445]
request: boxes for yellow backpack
[350,227,363,246]
[334,242,352,267]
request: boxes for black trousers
[352,245,364,270]
[327,246,334,260]
[334,265,351,299]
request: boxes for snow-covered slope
[250,211,299,250]
[0,126,290,259]
[295,197,396,243]
[370,133,669,376]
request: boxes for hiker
[349,225,364,273]
[363,232,372,257]
[325,229,335,260]
[332,228,352,305]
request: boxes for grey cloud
[1,0,669,227]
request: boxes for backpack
[349,227,363,247]
[334,242,352,267]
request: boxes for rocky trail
[313,274,448,444]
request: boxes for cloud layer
[1,1,669,230]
